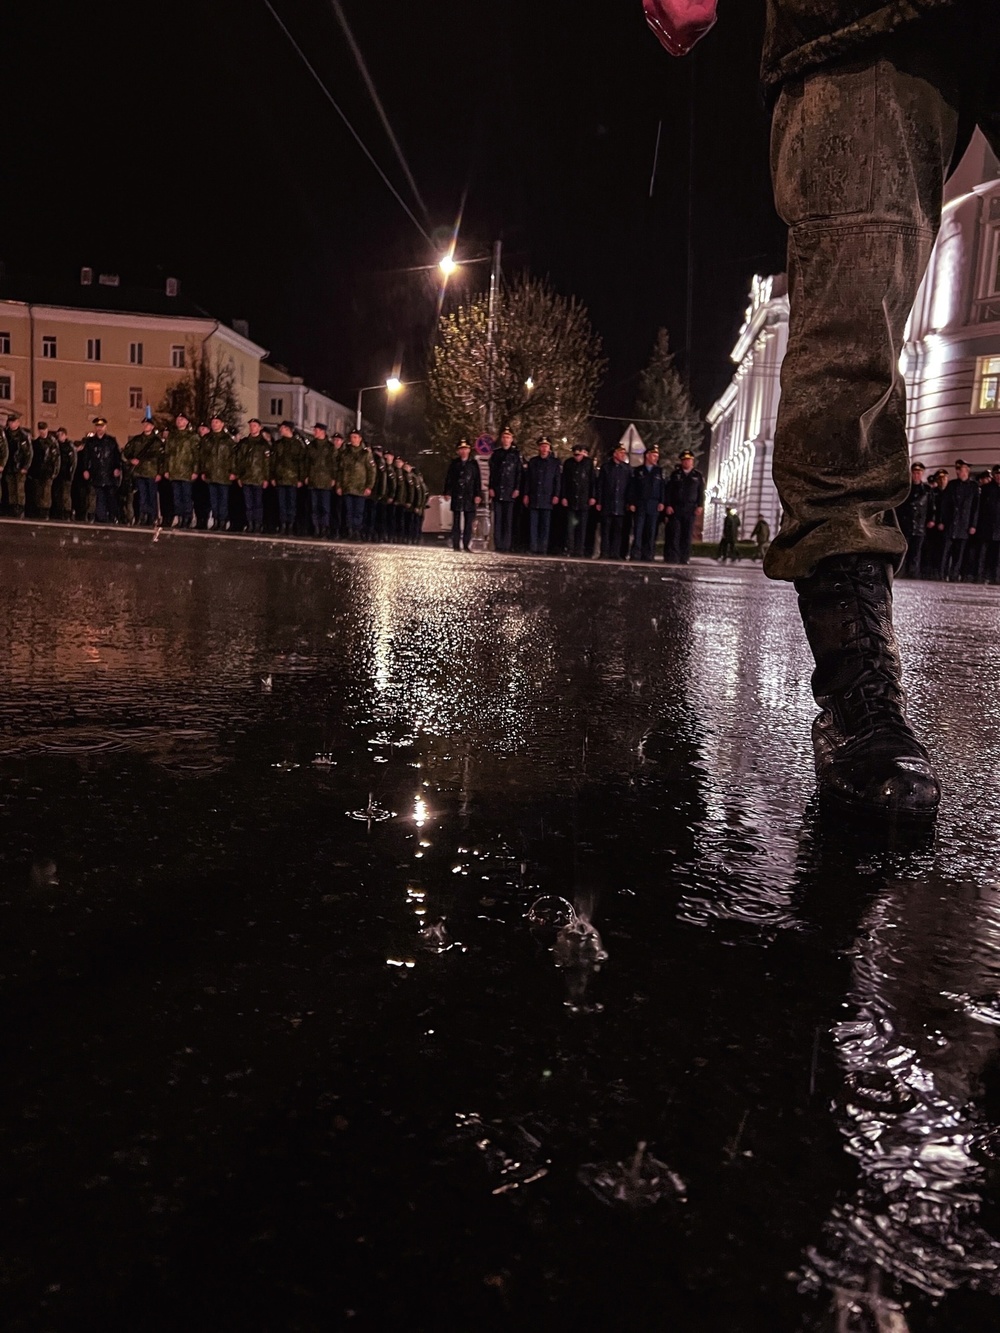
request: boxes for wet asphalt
[2,522,1000,1332]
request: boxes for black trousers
[941,536,968,581]
[600,514,625,559]
[901,533,925,578]
[451,508,474,550]
[665,512,696,564]
[493,500,515,552]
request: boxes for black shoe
[794,556,940,824]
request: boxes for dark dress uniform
[488,443,523,552]
[894,476,933,577]
[443,452,483,551]
[4,423,32,516]
[975,474,1000,582]
[52,434,77,520]
[375,453,398,541]
[627,461,666,561]
[664,464,705,564]
[410,469,428,544]
[85,433,122,523]
[560,453,596,557]
[596,455,631,559]
[939,473,980,580]
[523,452,562,554]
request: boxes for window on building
[974,355,1000,413]
[42,381,57,405]
[129,341,143,365]
[0,333,10,355]
[171,345,185,369]
[87,338,101,362]
[0,375,11,401]
[129,386,143,410]
[42,336,57,359]
[84,382,102,407]
[270,397,284,417]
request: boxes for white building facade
[259,363,354,437]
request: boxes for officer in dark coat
[442,439,483,552]
[939,457,980,581]
[522,437,562,555]
[894,460,933,578]
[488,427,522,553]
[3,411,33,516]
[971,467,1000,582]
[560,443,596,557]
[29,421,61,519]
[52,427,76,520]
[82,418,122,523]
[664,450,705,564]
[627,446,666,561]
[596,443,631,560]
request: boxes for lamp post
[356,377,403,431]
[437,241,503,434]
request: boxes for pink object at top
[643,0,718,56]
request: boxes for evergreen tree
[635,329,704,464]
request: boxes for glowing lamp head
[386,377,403,394]
[438,254,458,278]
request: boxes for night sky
[10,0,784,430]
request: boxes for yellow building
[0,274,267,440]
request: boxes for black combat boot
[794,555,940,823]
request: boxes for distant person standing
[596,443,631,560]
[523,437,562,555]
[126,419,163,526]
[236,418,269,534]
[894,461,933,578]
[718,507,742,562]
[749,514,771,562]
[201,414,236,531]
[627,446,666,562]
[307,422,338,539]
[664,449,705,565]
[29,421,60,520]
[52,427,76,521]
[337,429,375,540]
[83,417,122,524]
[488,427,522,553]
[272,421,307,536]
[164,412,200,528]
[3,411,32,517]
[443,439,483,552]
[939,458,979,581]
[560,443,596,557]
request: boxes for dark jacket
[57,438,77,482]
[976,480,1000,542]
[236,434,270,486]
[665,467,705,514]
[762,0,959,93]
[85,435,122,488]
[524,454,562,509]
[307,437,338,488]
[4,425,31,475]
[489,445,523,501]
[596,460,631,517]
[939,475,980,538]
[200,430,235,484]
[443,456,483,511]
[628,464,666,515]
[561,456,595,510]
[895,480,933,539]
[31,434,60,482]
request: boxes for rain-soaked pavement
[3,522,1000,1332]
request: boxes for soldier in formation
[29,422,60,520]
[895,457,1000,582]
[442,439,483,551]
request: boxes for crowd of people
[446,430,707,562]
[0,411,429,543]
[895,458,1000,582]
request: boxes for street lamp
[356,377,404,431]
[438,253,458,278]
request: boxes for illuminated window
[84,382,102,407]
[42,381,57,404]
[270,397,284,416]
[974,355,1000,413]
[0,375,11,400]
[42,336,56,358]
[129,342,143,365]
[86,338,101,361]
[0,333,10,355]
[171,345,185,369]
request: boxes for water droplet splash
[578,1141,686,1209]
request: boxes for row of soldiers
[895,458,1000,582]
[444,430,707,561]
[0,412,429,542]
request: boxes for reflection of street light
[357,377,405,430]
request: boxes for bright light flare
[438,254,458,278]
[386,376,403,393]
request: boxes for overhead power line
[262,0,433,246]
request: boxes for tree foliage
[158,340,242,430]
[635,329,704,463]
[428,277,605,459]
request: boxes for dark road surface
[3,523,1000,1332]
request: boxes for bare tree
[158,340,242,430]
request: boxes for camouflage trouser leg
[37,481,53,517]
[7,472,26,515]
[85,485,97,522]
[764,37,961,581]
